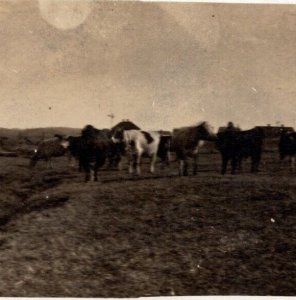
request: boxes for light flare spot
[38,0,92,30]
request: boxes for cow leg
[177,151,187,176]
[85,167,91,182]
[150,153,157,173]
[106,154,112,170]
[179,159,188,176]
[251,159,256,173]
[114,155,122,171]
[78,160,83,172]
[136,151,143,175]
[166,151,171,166]
[126,147,135,174]
[184,160,189,176]
[237,158,242,171]
[221,156,228,175]
[251,158,258,173]
[128,161,133,174]
[193,154,198,175]
[179,160,184,176]
[94,154,107,181]
[290,156,295,172]
[70,158,76,168]
[67,152,75,167]
[47,159,53,169]
[107,150,119,170]
[179,158,188,176]
[251,152,261,173]
[231,157,237,175]
[80,159,90,182]
[85,169,91,182]
[94,163,98,182]
[117,158,123,171]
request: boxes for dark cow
[157,134,172,167]
[62,125,110,182]
[102,129,125,170]
[30,135,66,168]
[216,127,265,175]
[279,130,296,171]
[64,136,84,171]
[65,132,124,172]
[171,122,216,176]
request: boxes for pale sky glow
[1,1,296,130]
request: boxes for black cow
[216,127,265,175]
[63,125,110,182]
[279,130,296,171]
[66,133,124,173]
[157,135,172,167]
[65,136,84,171]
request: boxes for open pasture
[0,150,295,296]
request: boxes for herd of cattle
[28,121,296,181]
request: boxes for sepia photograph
[0,0,295,297]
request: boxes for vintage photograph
[0,0,295,297]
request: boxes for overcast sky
[0,0,296,130]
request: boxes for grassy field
[0,150,295,296]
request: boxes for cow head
[29,148,39,167]
[197,122,216,141]
[54,134,64,140]
[60,139,70,149]
[53,134,70,149]
[81,124,101,139]
[111,127,124,143]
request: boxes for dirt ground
[0,151,295,297]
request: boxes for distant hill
[0,127,82,150]
[0,127,81,139]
